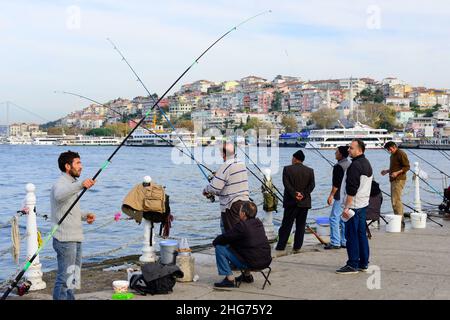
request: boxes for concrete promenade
[14,217,450,300]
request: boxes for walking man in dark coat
[276,150,315,253]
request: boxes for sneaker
[235,273,254,284]
[358,266,369,272]
[324,244,341,250]
[335,265,359,274]
[214,277,236,288]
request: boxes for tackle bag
[129,262,183,295]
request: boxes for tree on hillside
[281,115,298,132]
[311,108,339,129]
[359,103,397,130]
[271,91,282,111]
[86,127,115,136]
[176,120,194,132]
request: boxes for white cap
[143,176,152,183]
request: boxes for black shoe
[235,273,254,284]
[358,266,369,272]
[336,265,359,274]
[324,244,341,250]
[214,277,236,288]
[340,244,347,249]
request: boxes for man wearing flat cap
[276,150,315,253]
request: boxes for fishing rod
[0,11,270,300]
[404,148,450,178]
[421,136,450,161]
[381,149,444,197]
[378,189,443,227]
[107,37,211,183]
[55,91,214,175]
[242,156,327,245]
[237,145,283,198]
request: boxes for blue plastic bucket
[315,217,330,225]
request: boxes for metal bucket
[159,240,178,265]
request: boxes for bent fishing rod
[0,11,270,300]
[55,91,214,175]
[106,9,271,182]
[106,38,210,184]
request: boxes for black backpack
[130,262,183,295]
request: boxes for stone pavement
[12,218,450,300]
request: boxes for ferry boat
[56,135,124,146]
[125,129,198,147]
[32,137,61,145]
[400,137,450,150]
[5,136,33,145]
[306,122,396,149]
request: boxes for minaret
[349,76,354,117]
[6,101,10,137]
[326,85,331,109]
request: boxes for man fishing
[381,141,410,229]
[51,151,96,300]
[203,142,249,233]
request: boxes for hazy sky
[1,0,449,124]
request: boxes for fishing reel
[16,280,32,296]
[207,172,216,182]
[206,193,216,203]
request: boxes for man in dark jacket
[276,150,315,253]
[212,201,272,288]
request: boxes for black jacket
[282,163,315,208]
[213,218,272,270]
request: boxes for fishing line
[55,91,214,175]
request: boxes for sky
[1,0,450,124]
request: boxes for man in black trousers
[276,150,315,253]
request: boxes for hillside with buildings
[3,75,450,140]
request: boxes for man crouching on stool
[212,201,272,288]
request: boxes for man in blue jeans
[212,201,272,288]
[337,139,373,274]
[51,151,96,299]
[325,146,350,250]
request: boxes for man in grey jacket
[51,151,96,300]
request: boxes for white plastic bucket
[410,212,427,229]
[315,217,330,237]
[385,214,402,233]
[159,240,178,265]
